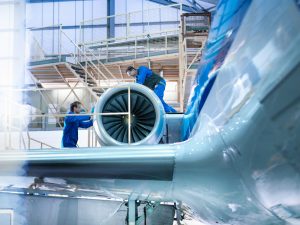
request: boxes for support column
[107,0,115,39]
[128,200,136,225]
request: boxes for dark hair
[126,66,135,73]
[70,101,81,112]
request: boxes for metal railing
[0,85,136,150]
[82,29,179,63]
[27,131,56,149]
[28,3,182,62]
[28,27,180,66]
[28,24,136,95]
[0,125,98,150]
[80,3,182,44]
[26,4,185,111]
[59,26,129,100]
[26,3,184,97]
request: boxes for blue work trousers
[154,80,177,113]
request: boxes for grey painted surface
[0,214,11,225]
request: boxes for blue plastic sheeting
[181,0,251,141]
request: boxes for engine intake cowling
[94,83,165,146]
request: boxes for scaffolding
[20,6,212,149]
[27,5,183,102]
[179,12,211,111]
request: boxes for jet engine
[93,83,165,145]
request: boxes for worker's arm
[136,66,151,84]
[79,120,93,128]
[64,114,91,124]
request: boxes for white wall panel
[127,0,142,13]
[41,30,54,54]
[92,27,106,41]
[161,7,179,21]
[115,0,126,14]
[84,0,93,22]
[75,0,84,25]
[115,26,127,37]
[129,25,143,36]
[26,3,43,28]
[54,2,60,25]
[26,0,180,56]
[42,2,54,26]
[92,0,107,19]
[59,1,76,26]
[82,28,93,43]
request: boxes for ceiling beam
[107,0,115,39]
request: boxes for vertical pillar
[128,200,136,225]
[107,0,115,39]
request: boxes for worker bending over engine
[126,66,176,113]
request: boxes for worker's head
[70,101,82,114]
[126,66,137,77]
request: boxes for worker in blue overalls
[62,101,93,148]
[126,66,177,113]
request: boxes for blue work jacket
[62,111,93,147]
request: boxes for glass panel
[0,4,14,29]
[0,32,14,58]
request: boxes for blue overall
[136,66,177,113]
[62,111,93,148]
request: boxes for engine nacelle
[94,83,165,146]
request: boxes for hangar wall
[26,0,180,56]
